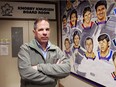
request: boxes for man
[18,17,71,87]
[95,0,107,24]
[93,0,116,51]
[62,15,70,36]
[80,6,96,48]
[76,37,96,78]
[97,33,113,61]
[72,30,86,76]
[84,37,96,60]
[64,38,72,58]
[111,51,116,80]
[93,0,108,42]
[69,9,82,44]
[70,9,78,28]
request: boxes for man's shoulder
[20,43,29,49]
[50,43,59,49]
[49,43,62,51]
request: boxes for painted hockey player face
[66,0,72,10]
[96,5,107,22]
[74,35,80,46]
[114,56,116,69]
[85,39,93,53]
[63,17,67,28]
[65,40,70,50]
[98,39,109,53]
[83,11,91,24]
[71,13,77,26]
[112,52,116,71]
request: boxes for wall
[0,1,110,87]
[0,1,58,87]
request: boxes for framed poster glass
[61,0,116,86]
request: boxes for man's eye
[102,7,105,10]
[38,29,43,31]
[46,28,50,31]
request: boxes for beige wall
[0,20,29,87]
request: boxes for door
[0,20,29,87]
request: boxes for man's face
[66,0,72,10]
[71,13,77,26]
[33,20,50,44]
[85,39,93,53]
[98,39,109,52]
[65,40,70,50]
[96,5,107,22]
[114,56,116,69]
[63,18,67,28]
[83,11,91,23]
[74,35,80,46]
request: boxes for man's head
[66,0,72,10]
[62,15,67,28]
[112,52,116,68]
[33,17,50,44]
[64,38,70,50]
[73,30,80,46]
[98,33,110,53]
[70,9,78,26]
[83,6,92,23]
[95,0,107,22]
[85,37,93,53]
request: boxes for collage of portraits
[61,0,116,86]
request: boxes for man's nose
[43,29,47,34]
[99,9,103,13]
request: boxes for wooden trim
[59,83,64,87]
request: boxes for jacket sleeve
[37,47,71,78]
[18,44,55,84]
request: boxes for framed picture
[61,0,116,86]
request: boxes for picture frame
[60,0,116,86]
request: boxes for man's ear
[108,41,111,47]
[33,29,35,33]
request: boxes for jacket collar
[29,39,56,52]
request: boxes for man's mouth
[42,37,48,40]
[99,13,103,17]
